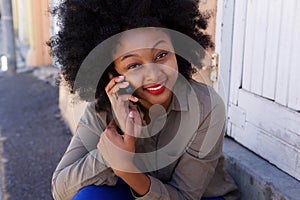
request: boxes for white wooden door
[228,0,300,180]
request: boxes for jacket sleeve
[51,125,118,200]
[51,105,118,200]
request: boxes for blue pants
[73,178,224,200]
[72,178,134,200]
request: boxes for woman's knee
[72,181,134,200]
[72,185,102,200]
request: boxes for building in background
[11,0,51,67]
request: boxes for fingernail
[129,111,134,118]
[118,76,124,80]
[132,96,138,101]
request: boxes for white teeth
[146,84,163,91]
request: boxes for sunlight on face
[112,28,179,110]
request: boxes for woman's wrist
[117,171,150,196]
[112,161,138,176]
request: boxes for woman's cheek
[127,76,144,94]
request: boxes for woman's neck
[138,94,173,111]
[138,94,173,124]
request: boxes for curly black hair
[48,0,213,113]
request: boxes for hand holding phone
[118,81,134,95]
[106,75,139,135]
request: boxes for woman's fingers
[125,111,134,135]
[105,75,124,93]
[129,101,139,112]
[107,81,129,99]
[117,95,139,103]
[124,111,137,145]
[129,103,141,127]
[101,118,136,154]
[105,75,139,135]
[106,79,138,103]
[105,76,125,99]
[125,110,141,138]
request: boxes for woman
[48,0,239,199]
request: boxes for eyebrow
[120,40,168,61]
[120,53,139,61]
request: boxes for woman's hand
[97,107,142,174]
[105,75,138,133]
[97,113,150,196]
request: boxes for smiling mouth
[144,81,166,95]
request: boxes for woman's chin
[138,89,173,110]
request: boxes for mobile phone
[118,81,134,95]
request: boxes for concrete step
[224,137,300,200]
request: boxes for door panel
[262,0,282,100]
[287,1,300,110]
[275,0,297,107]
[228,0,300,180]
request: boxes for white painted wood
[229,0,248,105]
[227,0,300,180]
[275,0,296,106]
[229,88,300,180]
[228,103,246,129]
[215,0,236,136]
[214,0,224,62]
[262,0,283,100]
[231,123,300,181]
[287,0,300,111]
[249,0,269,96]
[214,0,223,94]
[215,0,235,107]
[226,122,232,137]
[297,154,300,179]
[242,0,257,91]
[238,89,300,148]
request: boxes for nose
[143,63,162,83]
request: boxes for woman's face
[112,28,179,110]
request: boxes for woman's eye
[127,63,140,69]
[156,51,168,61]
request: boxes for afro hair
[48,0,214,112]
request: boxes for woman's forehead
[112,27,174,58]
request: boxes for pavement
[0,71,71,200]
[0,18,72,200]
